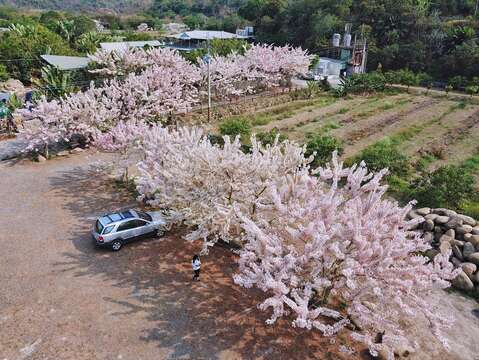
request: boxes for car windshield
[136,210,152,222]
[95,220,104,234]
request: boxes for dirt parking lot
[1,151,478,360]
[0,151,363,360]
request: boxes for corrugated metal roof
[40,55,91,70]
[169,30,248,40]
[99,41,162,53]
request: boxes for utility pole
[206,34,211,123]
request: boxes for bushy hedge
[219,118,252,138]
[340,72,387,95]
[352,139,410,177]
[256,128,287,146]
[305,134,343,168]
[411,165,476,209]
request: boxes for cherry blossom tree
[135,127,311,249]
[233,153,459,359]
[197,44,312,97]
[99,122,458,358]
[94,120,150,182]
[88,47,199,77]
[20,64,200,154]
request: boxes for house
[99,41,163,53]
[40,55,91,71]
[165,30,249,51]
[313,58,347,78]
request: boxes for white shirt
[192,259,201,271]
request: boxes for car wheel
[111,240,122,251]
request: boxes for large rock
[425,213,438,221]
[466,252,479,266]
[466,234,479,249]
[463,242,475,258]
[456,214,477,227]
[433,208,456,216]
[445,217,463,229]
[37,155,46,163]
[424,219,434,231]
[456,224,473,235]
[435,216,450,224]
[445,229,455,238]
[473,272,479,284]
[439,234,453,244]
[460,262,477,279]
[423,232,434,244]
[439,241,451,253]
[452,245,463,261]
[471,226,479,235]
[451,270,474,291]
[416,207,431,216]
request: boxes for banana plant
[32,66,77,100]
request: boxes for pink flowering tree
[20,64,200,155]
[243,44,312,89]
[233,153,459,358]
[135,126,311,249]
[99,121,458,358]
[94,120,150,182]
[197,44,312,98]
[88,47,199,78]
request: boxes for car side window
[133,220,147,227]
[117,220,137,232]
[102,225,115,234]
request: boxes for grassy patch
[227,95,337,128]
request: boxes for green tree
[219,118,252,138]
[305,134,343,168]
[412,165,476,209]
[355,139,410,177]
[0,23,73,83]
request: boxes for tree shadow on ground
[49,164,369,360]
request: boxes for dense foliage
[239,0,479,82]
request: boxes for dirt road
[0,152,360,360]
[1,151,478,360]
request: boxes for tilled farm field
[216,91,479,176]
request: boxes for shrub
[305,134,343,168]
[0,64,8,81]
[219,118,252,138]
[341,72,386,95]
[412,165,475,209]
[256,128,287,146]
[448,75,467,91]
[354,139,410,177]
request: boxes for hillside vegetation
[0,0,152,12]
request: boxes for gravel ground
[1,151,478,360]
[0,151,362,360]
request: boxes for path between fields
[0,152,478,360]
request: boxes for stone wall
[407,208,479,293]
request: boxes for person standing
[192,255,201,281]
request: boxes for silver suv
[92,209,167,251]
